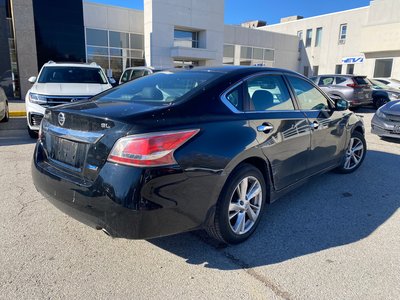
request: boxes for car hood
[382,100,400,115]
[30,83,111,96]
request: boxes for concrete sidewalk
[9,100,26,117]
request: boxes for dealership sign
[342,56,365,64]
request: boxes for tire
[206,164,266,244]
[335,131,366,174]
[0,101,9,122]
[27,126,38,139]
[374,97,389,109]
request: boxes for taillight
[346,83,360,88]
[108,129,199,167]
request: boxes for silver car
[0,87,9,123]
[310,75,373,108]
[371,100,400,139]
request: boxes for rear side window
[287,76,330,110]
[225,85,243,111]
[246,75,294,111]
[354,77,368,85]
[335,77,347,84]
[318,76,334,86]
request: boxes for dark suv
[310,75,373,108]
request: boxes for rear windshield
[38,66,108,84]
[93,71,221,104]
[353,76,369,85]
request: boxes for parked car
[0,87,9,122]
[119,66,162,85]
[25,61,113,138]
[32,66,366,244]
[368,79,400,108]
[310,75,373,108]
[371,100,400,139]
[373,78,400,90]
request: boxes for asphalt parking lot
[0,110,399,300]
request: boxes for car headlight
[388,92,400,101]
[376,108,387,120]
[29,93,47,104]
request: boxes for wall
[144,0,224,68]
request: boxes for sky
[90,0,371,25]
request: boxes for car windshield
[38,66,108,84]
[369,79,389,90]
[93,71,221,104]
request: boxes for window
[318,76,334,86]
[86,28,108,47]
[303,66,309,77]
[313,66,319,76]
[223,44,235,64]
[120,69,132,83]
[335,64,342,74]
[287,76,330,110]
[306,29,312,47]
[38,67,108,84]
[174,29,199,48]
[297,31,303,50]
[374,59,393,78]
[339,24,347,44]
[264,49,274,61]
[130,33,144,50]
[225,85,243,110]
[109,31,129,48]
[335,77,347,84]
[93,71,221,103]
[246,75,294,111]
[346,64,354,75]
[315,27,322,47]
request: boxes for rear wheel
[335,131,366,173]
[207,164,266,244]
[0,101,9,122]
[374,97,389,109]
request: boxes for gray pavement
[0,111,399,300]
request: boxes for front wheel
[335,131,366,173]
[0,101,9,122]
[374,97,389,109]
[206,164,266,244]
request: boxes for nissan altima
[32,67,366,244]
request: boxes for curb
[10,111,26,117]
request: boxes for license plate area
[46,134,87,169]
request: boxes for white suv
[25,61,112,137]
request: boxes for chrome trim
[220,80,244,114]
[45,122,104,144]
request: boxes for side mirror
[334,97,349,111]
[28,76,37,84]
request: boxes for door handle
[310,121,319,129]
[257,123,274,133]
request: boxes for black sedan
[32,66,366,244]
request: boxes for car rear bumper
[348,97,373,107]
[32,142,221,239]
[371,115,400,139]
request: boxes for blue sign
[342,56,365,64]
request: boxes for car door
[286,75,348,174]
[243,73,312,190]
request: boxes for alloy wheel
[228,176,262,235]
[344,137,364,170]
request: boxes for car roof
[42,61,102,69]
[316,74,364,78]
[170,66,302,77]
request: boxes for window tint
[318,76,334,86]
[246,75,294,111]
[353,77,368,85]
[93,71,220,104]
[335,77,347,84]
[120,69,132,83]
[287,76,330,110]
[38,67,108,84]
[225,85,242,111]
